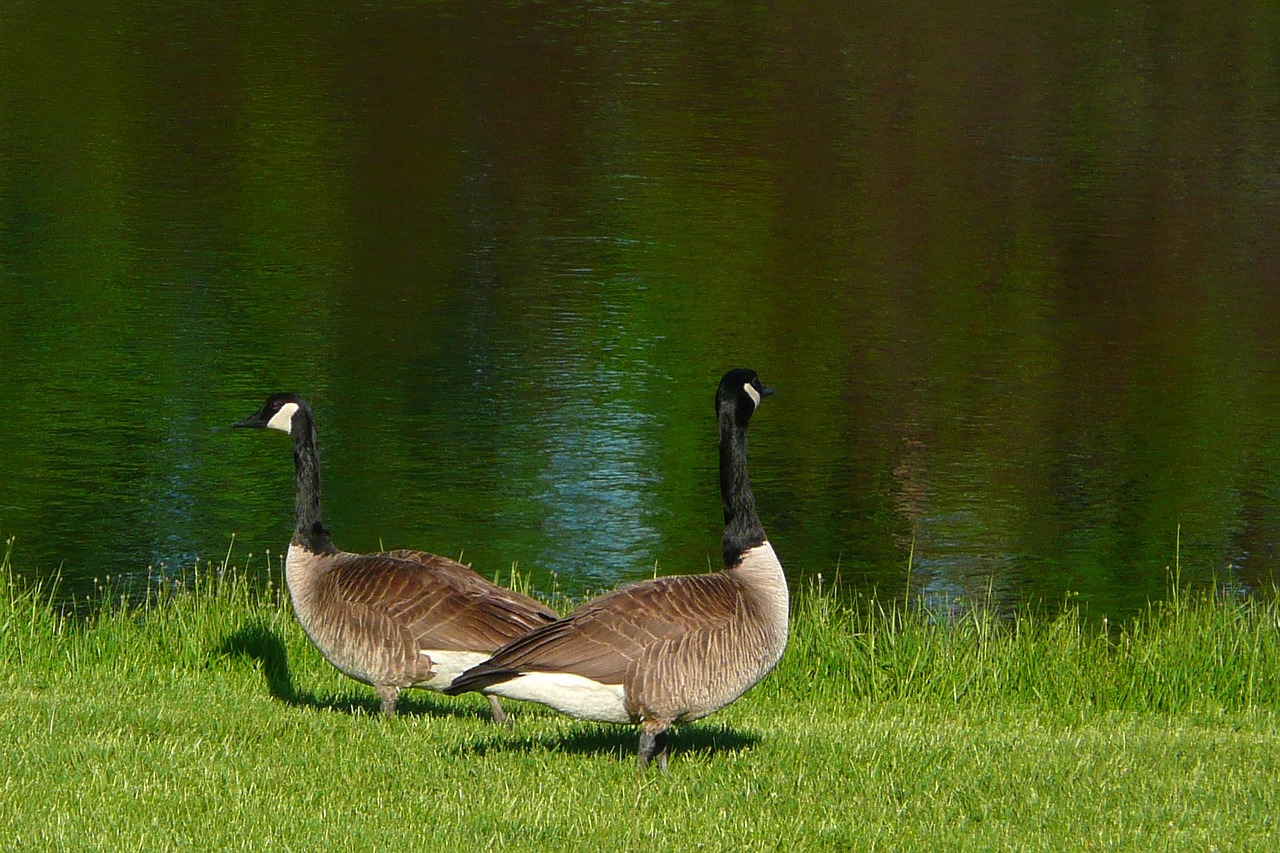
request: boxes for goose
[445,368,787,770]
[233,392,558,722]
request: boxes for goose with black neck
[233,392,558,721]
[444,368,788,770]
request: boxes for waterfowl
[234,392,557,721]
[445,368,788,769]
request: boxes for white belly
[485,672,631,723]
[417,650,493,690]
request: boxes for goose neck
[291,408,335,554]
[719,410,765,566]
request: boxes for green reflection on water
[3,2,1280,619]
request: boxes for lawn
[3,538,1278,850]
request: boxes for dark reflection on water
[3,3,1280,619]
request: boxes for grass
[3,535,1280,850]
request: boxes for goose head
[234,392,308,434]
[716,368,773,424]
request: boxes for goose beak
[233,413,266,429]
[759,385,775,399]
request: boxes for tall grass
[785,573,1280,716]
[1,535,60,674]
[6,535,1280,717]
[2,537,294,688]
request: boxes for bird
[445,368,788,770]
[233,392,558,722]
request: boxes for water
[3,3,1280,619]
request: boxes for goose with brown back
[445,369,787,769]
[234,392,557,721]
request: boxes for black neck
[719,406,765,566]
[290,407,335,554]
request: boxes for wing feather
[322,551,557,656]
[448,573,744,692]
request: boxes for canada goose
[445,368,787,770]
[233,392,557,721]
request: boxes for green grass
[3,536,1280,850]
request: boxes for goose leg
[377,684,399,717]
[487,695,511,727]
[637,725,670,772]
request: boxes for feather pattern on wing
[288,546,556,691]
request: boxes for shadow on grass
[215,622,495,721]
[456,719,761,765]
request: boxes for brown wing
[384,549,556,620]
[327,551,556,654]
[447,572,742,691]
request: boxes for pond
[3,3,1280,619]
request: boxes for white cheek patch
[266,402,299,434]
[743,382,761,407]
